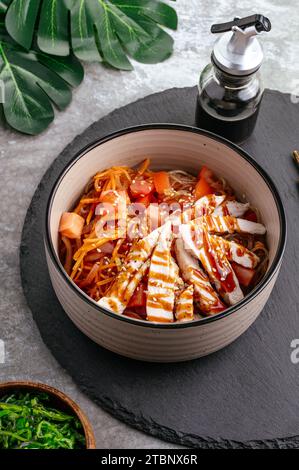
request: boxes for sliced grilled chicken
[215,236,260,268]
[180,224,259,269]
[198,215,266,235]
[213,200,249,217]
[98,227,160,313]
[179,223,202,257]
[175,285,194,322]
[123,259,151,304]
[170,256,185,293]
[146,222,175,323]
[175,238,225,315]
[194,194,226,217]
[200,230,244,305]
[147,195,225,230]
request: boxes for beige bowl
[44,125,286,362]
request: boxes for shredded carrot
[71,251,85,279]
[96,278,115,286]
[80,198,101,204]
[112,238,124,258]
[86,204,96,226]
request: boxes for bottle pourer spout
[211,14,271,35]
[211,14,271,76]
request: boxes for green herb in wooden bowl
[0,382,95,449]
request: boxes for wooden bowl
[0,381,96,449]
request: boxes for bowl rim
[0,381,96,448]
[45,123,287,329]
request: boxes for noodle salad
[58,159,268,323]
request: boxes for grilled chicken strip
[170,256,185,292]
[146,194,225,230]
[175,238,225,315]
[199,230,244,305]
[175,285,194,322]
[213,200,249,217]
[97,227,160,313]
[194,195,226,217]
[180,223,259,269]
[146,222,175,323]
[180,225,244,305]
[215,236,259,268]
[198,215,266,235]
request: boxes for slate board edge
[19,87,298,449]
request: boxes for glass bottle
[195,14,271,144]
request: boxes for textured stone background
[1,1,299,448]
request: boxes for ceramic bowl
[0,381,96,448]
[44,125,286,362]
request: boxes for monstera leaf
[0,22,84,134]
[0,0,177,134]
[5,0,178,70]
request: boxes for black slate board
[20,87,299,449]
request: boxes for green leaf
[37,0,70,56]
[110,0,178,30]
[6,0,41,50]
[109,2,173,64]
[0,27,84,134]
[70,0,104,62]
[36,51,84,87]
[5,0,177,69]
[93,1,133,70]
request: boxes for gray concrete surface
[1,1,298,448]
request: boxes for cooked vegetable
[194,177,213,200]
[128,283,147,308]
[59,212,84,239]
[231,263,256,287]
[153,171,171,194]
[130,179,154,197]
[243,209,258,223]
[0,392,85,449]
[58,161,268,323]
[199,165,214,183]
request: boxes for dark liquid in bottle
[195,79,261,144]
[196,101,259,144]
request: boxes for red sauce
[202,230,236,293]
[222,204,230,216]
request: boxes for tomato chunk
[59,212,85,239]
[130,179,154,198]
[244,209,258,223]
[153,171,171,194]
[199,166,214,184]
[128,283,147,307]
[194,177,213,200]
[124,307,147,320]
[132,306,147,319]
[231,262,255,287]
